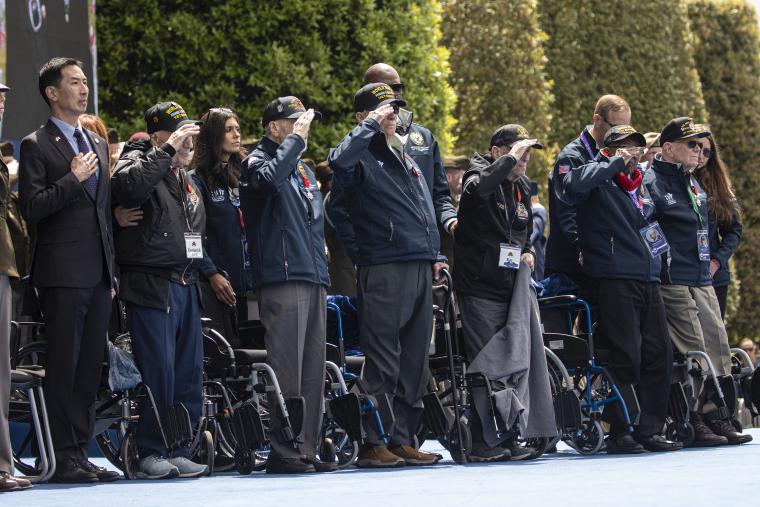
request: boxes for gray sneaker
[137,454,179,480]
[168,456,208,478]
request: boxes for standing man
[561,125,680,453]
[328,63,455,274]
[329,83,442,468]
[530,181,547,282]
[239,97,333,474]
[111,102,209,479]
[19,58,118,482]
[545,95,631,308]
[644,117,751,446]
[1,82,32,493]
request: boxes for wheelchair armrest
[537,295,578,306]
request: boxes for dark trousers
[358,261,432,446]
[39,280,111,461]
[713,285,728,320]
[258,282,326,458]
[595,279,672,436]
[200,281,248,348]
[128,282,203,458]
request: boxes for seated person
[454,124,557,462]
[561,125,681,453]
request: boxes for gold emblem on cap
[517,126,529,138]
[619,126,636,134]
[289,98,305,111]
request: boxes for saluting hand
[71,152,98,182]
[167,123,200,151]
[293,109,316,141]
[508,139,537,163]
[367,104,396,126]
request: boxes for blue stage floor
[4,430,758,507]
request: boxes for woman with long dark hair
[190,107,251,345]
[694,132,742,320]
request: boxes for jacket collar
[652,155,688,179]
[257,136,280,158]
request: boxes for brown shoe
[9,475,32,490]
[356,444,405,468]
[0,472,19,492]
[388,444,441,466]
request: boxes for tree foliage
[97,0,454,160]
[537,0,708,146]
[688,0,760,339]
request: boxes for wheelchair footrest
[328,392,364,443]
[162,403,193,451]
[232,400,267,451]
[422,392,453,438]
[555,388,582,432]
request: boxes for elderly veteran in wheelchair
[453,124,557,462]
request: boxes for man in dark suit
[19,57,118,483]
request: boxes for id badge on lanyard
[498,243,521,270]
[697,229,710,261]
[638,221,670,258]
[184,233,203,259]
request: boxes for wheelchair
[538,295,640,455]
[731,347,760,427]
[419,269,571,463]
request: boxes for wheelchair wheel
[120,429,140,480]
[95,430,125,471]
[665,421,695,448]
[521,437,550,458]
[196,430,215,476]
[235,449,255,475]
[569,419,604,455]
[443,417,471,464]
[321,426,358,468]
[319,438,337,463]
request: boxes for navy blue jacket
[708,210,742,288]
[190,170,253,294]
[561,155,661,282]
[643,157,711,287]
[239,135,329,290]
[327,122,454,263]
[531,203,547,281]
[328,119,440,267]
[546,127,598,276]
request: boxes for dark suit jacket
[19,119,114,288]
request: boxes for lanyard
[580,130,597,160]
[686,180,704,228]
[497,183,521,245]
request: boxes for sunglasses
[674,139,702,151]
[389,83,405,94]
[701,148,713,158]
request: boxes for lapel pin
[55,136,61,142]
[94,138,100,144]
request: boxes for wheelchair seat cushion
[234,349,268,365]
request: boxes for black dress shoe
[265,452,315,474]
[49,457,99,483]
[304,455,339,472]
[708,420,753,445]
[691,418,729,447]
[605,433,645,454]
[80,459,121,482]
[634,433,683,453]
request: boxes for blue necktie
[74,128,98,199]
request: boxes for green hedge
[97,0,454,160]
[441,0,555,184]
[688,0,760,339]
[538,0,708,146]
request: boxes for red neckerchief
[297,162,311,187]
[613,169,642,192]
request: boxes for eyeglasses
[389,83,405,94]
[673,139,702,151]
[701,148,713,159]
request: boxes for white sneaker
[167,456,208,478]
[137,454,179,480]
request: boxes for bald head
[364,63,401,86]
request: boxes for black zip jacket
[328,119,440,266]
[546,127,598,276]
[453,152,533,300]
[643,157,711,287]
[708,209,742,288]
[111,140,212,310]
[560,154,661,282]
[190,169,253,294]
[239,135,329,290]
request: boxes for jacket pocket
[387,216,395,242]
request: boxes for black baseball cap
[144,101,197,134]
[262,96,322,128]
[529,181,539,197]
[603,125,646,148]
[0,83,9,92]
[354,83,406,113]
[659,116,710,145]
[490,124,543,149]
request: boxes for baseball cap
[354,83,406,113]
[489,124,543,149]
[644,132,660,149]
[659,117,710,145]
[603,125,646,148]
[262,96,322,128]
[144,102,197,134]
[0,83,9,92]
[529,181,539,197]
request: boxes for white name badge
[498,243,521,270]
[184,233,203,259]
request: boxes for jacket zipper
[281,234,289,279]
[389,217,395,242]
[611,236,615,255]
